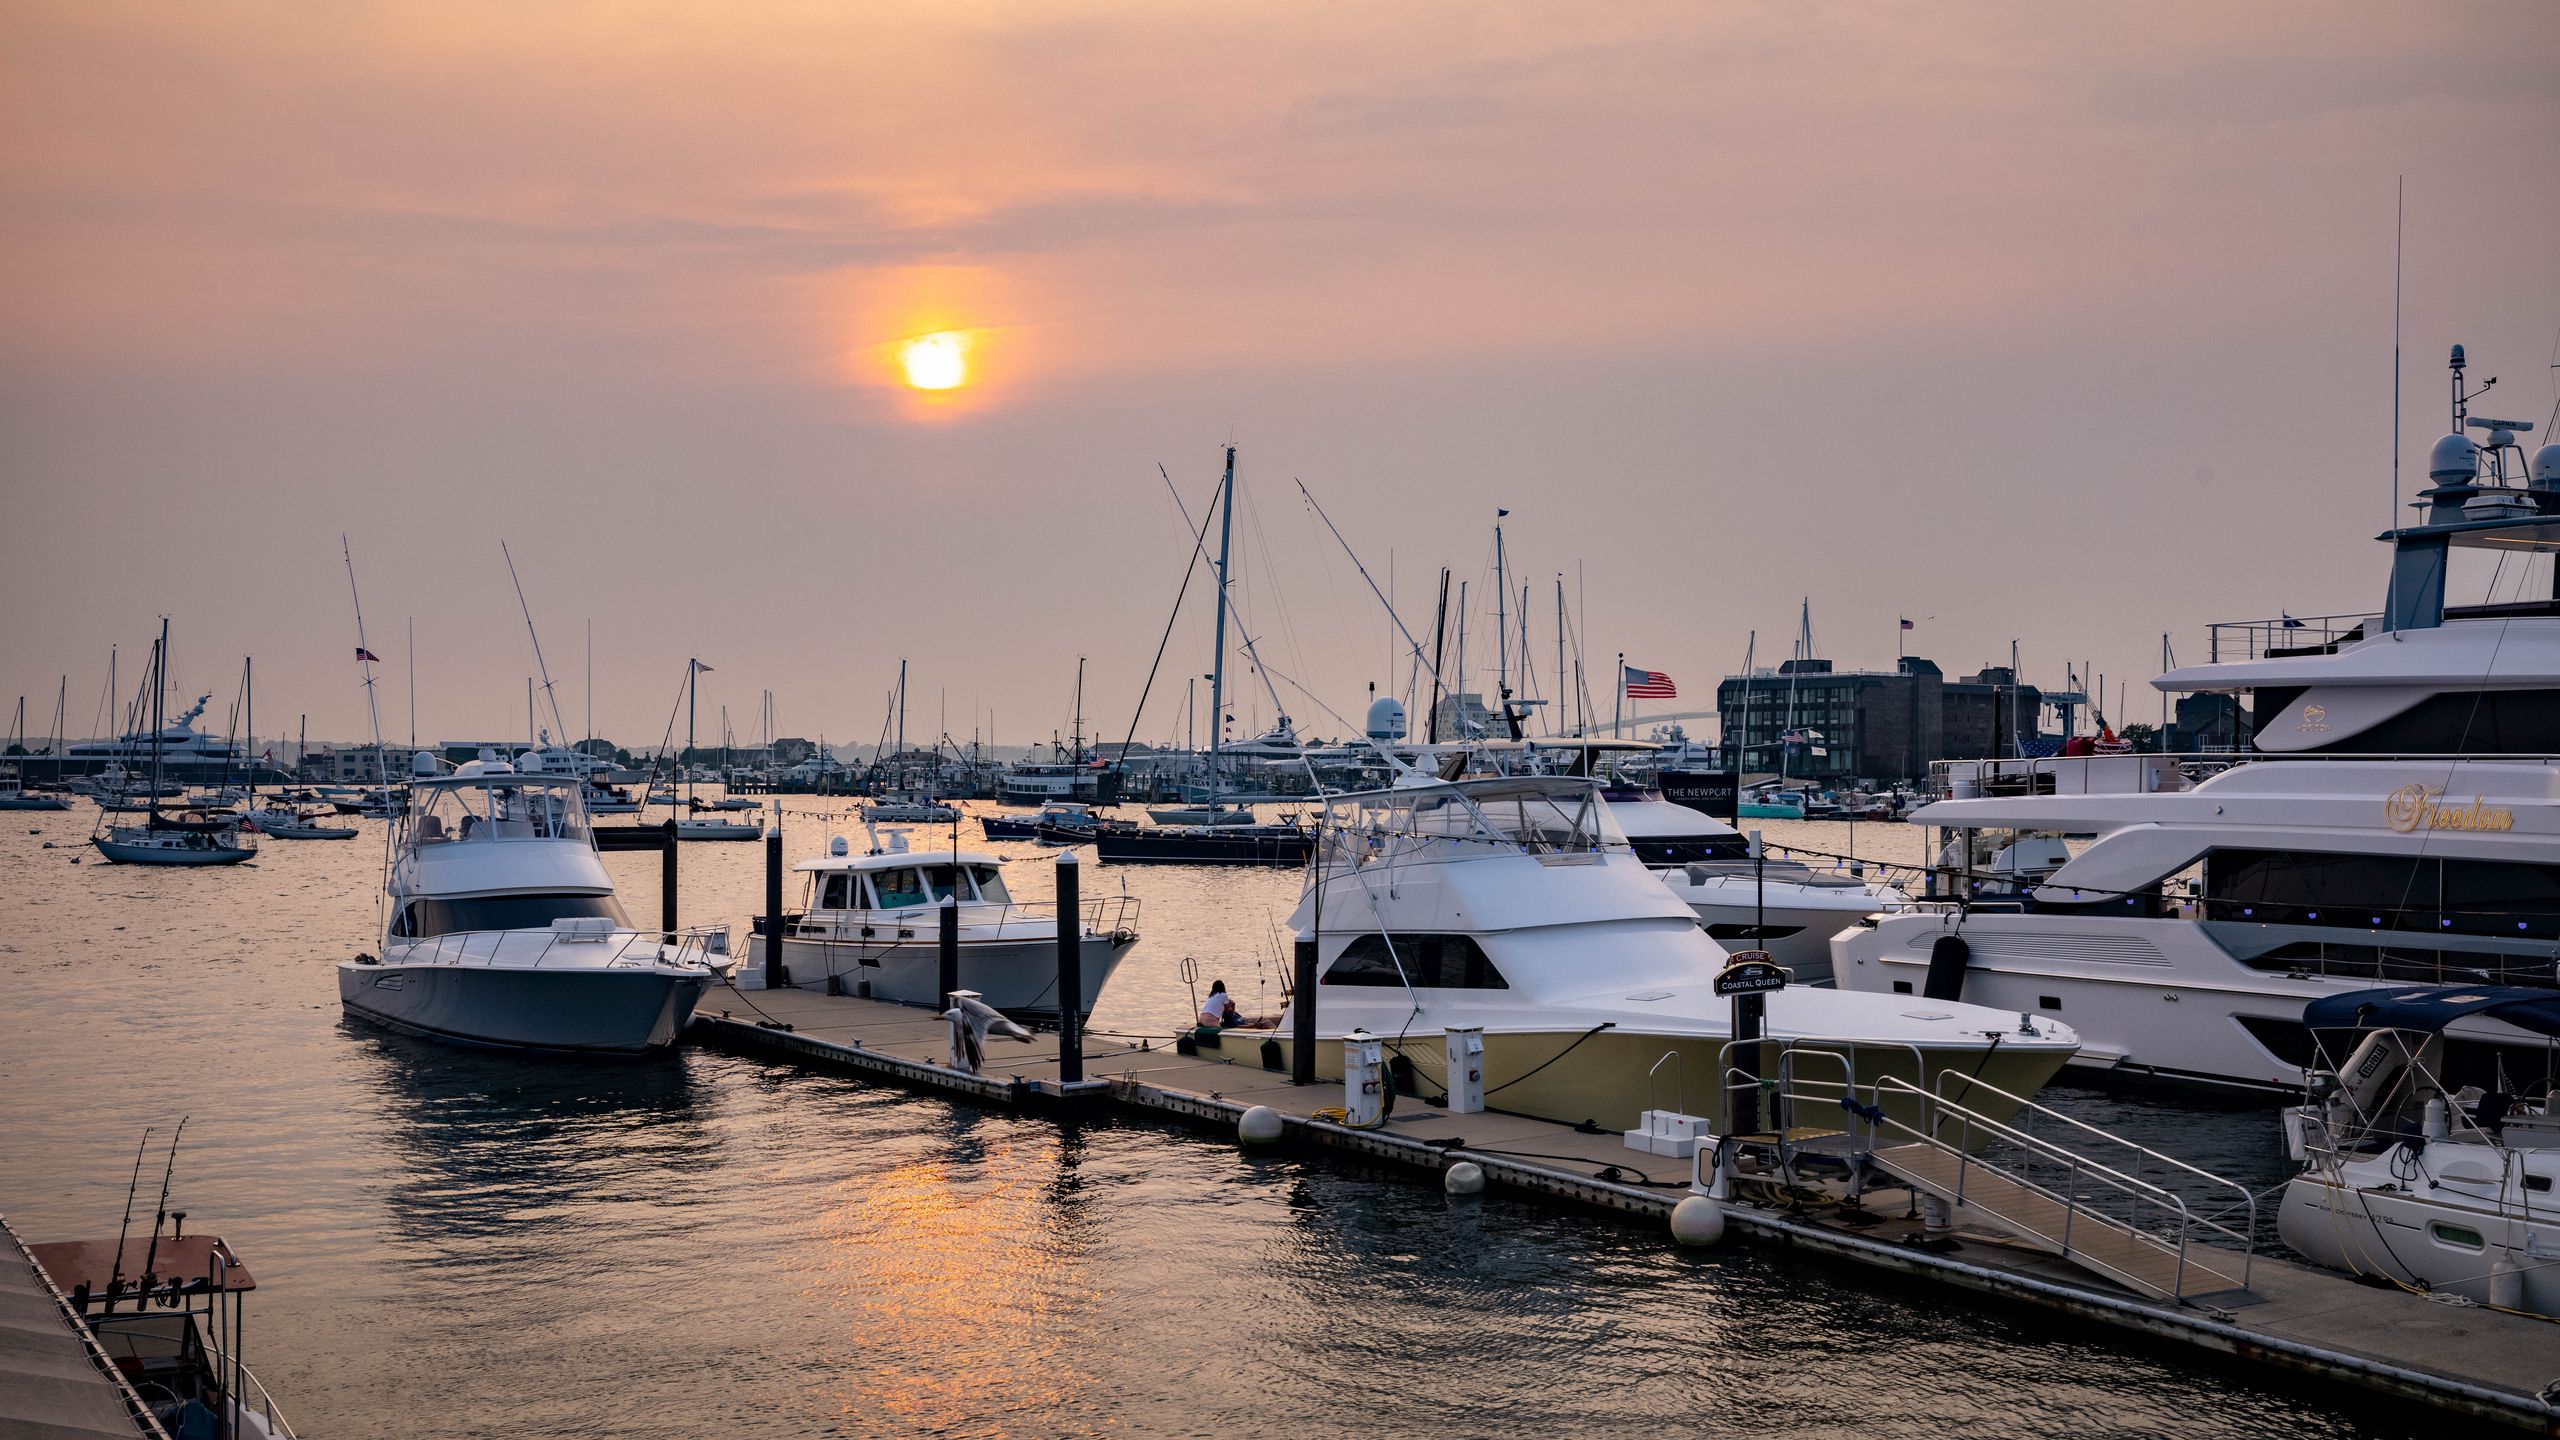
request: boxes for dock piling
[938,894,959,1010]
[1055,852,1082,1083]
[660,819,678,933]
[762,818,785,989]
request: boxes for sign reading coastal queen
[1714,952,1789,997]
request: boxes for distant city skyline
[5,3,2556,748]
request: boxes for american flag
[1622,665,1676,699]
[355,646,381,663]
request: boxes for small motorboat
[867,796,960,823]
[243,804,359,840]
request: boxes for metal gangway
[1712,1043,2258,1305]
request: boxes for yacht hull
[1834,912,2559,1095]
[1201,1027,2071,1137]
[338,962,710,1054]
[763,933,1132,1018]
[1660,874,1907,984]
[91,835,255,866]
[2279,1167,2560,1316]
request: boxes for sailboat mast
[1426,568,1450,745]
[149,619,167,821]
[1493,518,1510,734]
[1206,446,1236,806]
[244,657,254,799]
[1555,577,1566,738]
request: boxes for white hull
[760,933,1131,1016]
[1661,871,1907,984]
[92,833,255,866]
[1834,911,2553,1094]
[676,819,761,840]
[338,960,710,1053]
[2280,1158,2560,1316]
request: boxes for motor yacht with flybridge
[337,751,733,1053]
[738,826,1139,1018]
[1190,774,2075,1134]
[1835,344,2560,1095]
[1443,738,1911,983]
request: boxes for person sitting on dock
[1199,980,1273,1030]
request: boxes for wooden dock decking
[689,983,2560,1434]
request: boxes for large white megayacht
[1197,774,2077,1134]
[337,752,733,1053]
[738,828,1138,1019]
[1834,348,2560,1094]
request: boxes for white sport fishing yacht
[740,828,1140,1017]
[338,752,732,1053]
[1195,775,2076,1133]
[1458,739,1911,982]
[1835,348,2560,1094]
[2277,986,2560,1317]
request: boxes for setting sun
[900,332,969,390]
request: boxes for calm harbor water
[0,801,2395,1438]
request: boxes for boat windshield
[410,777,590,846]
[1317,777,1620,863]
[392,892,628,938]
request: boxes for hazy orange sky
[4,2,2556,751]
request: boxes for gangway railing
[1698,1055,2256,1303]
[1868,1072,2256,1301]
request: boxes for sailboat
[657,659,758,840]
[0,694,72,809]
[1096,446,1313,865]
[243,679,358,840]
[91,621,258,865]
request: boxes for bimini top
[2304,985,2560,1039]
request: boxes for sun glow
[900,332,970,390]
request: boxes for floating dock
[691,983,2560,1434]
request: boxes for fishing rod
[109,1126,156,1293]
[140,1116,188,1282]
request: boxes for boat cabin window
[2204,848,2560,938]
[1321,933,1510,989]
[411,781,588,846]
[866,866,970,907]
[392,892,627,939]
[817,873,855,909]
[971,866,1011,904]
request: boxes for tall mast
[1493,516,1510,736]
[1555,577,1566,738]
[244,657,254,799]
[1425,568,1450,744]
[1071,657,1086,764]
[406,617,416,751]
[52,675,65,783]
[149,619,167,821]
[1454,581,1468,735]
[1206,445,1237,806]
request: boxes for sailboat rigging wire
[1111,463,1221,773]
[343,537,395,936]
[1291,478,1454,726]
[501,540,572,745]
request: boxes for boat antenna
[109,1125,155,1290]
[140,1117,187,1282]
[500,540,571,744]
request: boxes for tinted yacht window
[396,893,627,938]
[2205,848,2560,936]
[1321,933,1510,989]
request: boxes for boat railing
[393,923,736,972]
[1931,748,2560,801]
[1895,1070,2258,1288]
[2207,611,2378,661]
[202,1342,297,1440]
[774,896,1141,943]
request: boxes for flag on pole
[1622,666,1676,699]
[355,646,381,662]
[1899,617,1915,631]
[691,658,715,673]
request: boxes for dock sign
[1714,954,1788,997]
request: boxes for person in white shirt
[1201,978,1274,1029]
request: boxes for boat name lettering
[2382,783,2513,834]
[2295,704,2328,733]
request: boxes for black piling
[763,818,786,990]
[1055,852,1083,1083]
[938,894,960,1010]
[659,819,679,933]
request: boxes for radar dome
[2533,445,2560,494]
[1365,695,1408,741]
[411,750,440,776]
[2428,433,2479,483]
